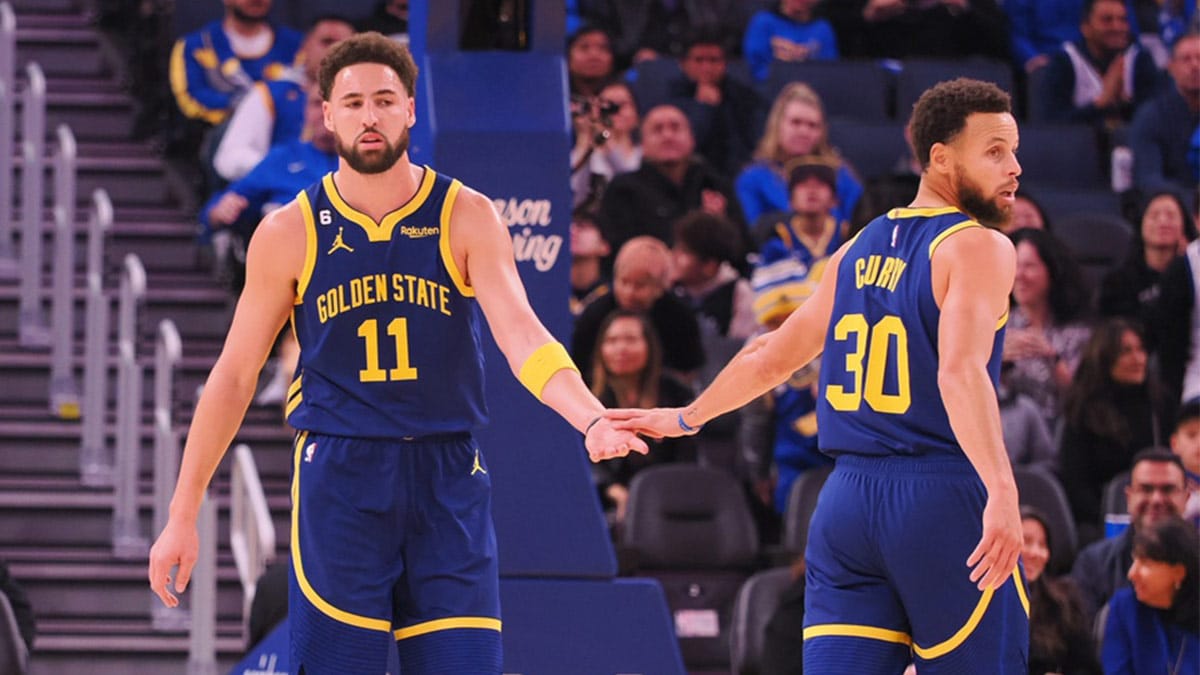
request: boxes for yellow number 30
[357,318,418,382]
[824,313,911,414]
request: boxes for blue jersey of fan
[286,168,487,437]
[816,206,1006,459]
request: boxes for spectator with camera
[571,81,642,213]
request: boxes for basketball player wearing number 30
[148,33,646,675]
[609,78,1030,673]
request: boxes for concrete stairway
[2,1,295,672]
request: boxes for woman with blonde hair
[735,82,862,225]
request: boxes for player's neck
[908,180,958,212]
[332,158,421,221]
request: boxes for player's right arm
[148,203,304,607]
[932,226,1021,591]
[608,242,847,438]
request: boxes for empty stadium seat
[1053,211,1134,292]
[1102,470,1131,519]
[623,464,760,671]
[895,58,1015,120]
[1013,465,1079,573]
[1026,186,1122,224]
[763,60,891,121]
[1016,125,1106,189]
[826,120,909,181]
[625,57,683,114]
[730,567,793,675]
[781,464,834,558]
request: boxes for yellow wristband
[517,341,579,402]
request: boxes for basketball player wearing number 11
[610,78,1030,673]
[149,33,646,674]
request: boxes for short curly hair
[907,78,1011,170]
[318,32,418,101]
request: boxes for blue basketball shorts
[288,431,502,674]
[802,454,1029,674]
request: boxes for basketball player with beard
[609,78,1031,673]
[149,32,645,674]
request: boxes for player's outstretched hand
[966,491,1023,591]
[605,407,695,440]
[585,416,649,462]
[148,519,199,608]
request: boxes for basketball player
[149,33,645,674]
[609,78,1030,673]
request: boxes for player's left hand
[966,489,1022,591]
[585,416,649,462]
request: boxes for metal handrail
[112,254,147,559]
[80,189,113,486]
[230,444,276,631]
[188,493,217,675]
[0,2,16,275]
[49,125,79,418]
[17,62,46,349]
[150,319,185,630]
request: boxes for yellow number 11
[357,318,418,382]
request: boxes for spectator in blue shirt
[1037,0,1159,127]
[1102,516,1199,675]
[200,85,337,244]
[742,0,839,83]
[1005,0,1085,72]
[735,82,861,228]
[169,0,303,126]
[212,15,354,183]
[1130,32,1200,200]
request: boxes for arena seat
[625,57,683,114]
[1053,211,1134,292]
[781,464,834,558]
[826,119,909,181]
[623,464,759,671]
[895,58,1015,120]
[1015,124,1106,189]
[763,60,892,122]
[1013,465,1079,574]
[730,566,793,675]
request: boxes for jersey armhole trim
[927,219,980,259]
[439,179,475,298]
[295,190,318,303]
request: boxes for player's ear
[407,96,416,129]
[323,101,334,133]
[929,141,950,175]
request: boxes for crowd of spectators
[113,0,1200,667]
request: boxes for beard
[228,5,268,23]
[954,165,1012,230]
[335,126,409,175]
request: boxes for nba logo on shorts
[304,442,316,463]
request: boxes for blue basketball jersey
[286,168,488,437]
[816,207,1006,459]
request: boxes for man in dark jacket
[1070,449,1189,620]
[668,33,765,177]
[597,104,746,259]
